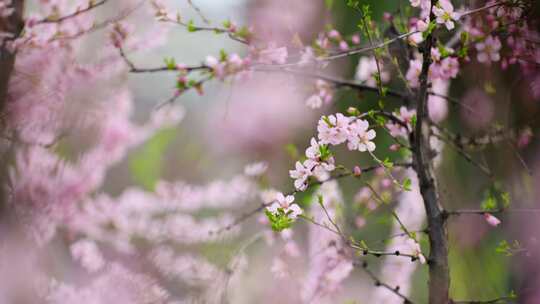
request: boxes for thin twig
[35,0,108,24]
[209,162,412,235]
[353,261,415,304]
[445,208,540,216]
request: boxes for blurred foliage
[129,127,177,190]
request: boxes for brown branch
[445,208,540,216]
[451,296,516,304]
[299,215,420,260]
[431,132,493,178]
[252,66,410,101]
[354,260,415,304]
[35,0,108,24]
[410,1,450,303]
[118,44,209,73]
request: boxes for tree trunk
[0,0,24,235]
[412,2,451,303]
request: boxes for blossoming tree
[0,0,539,303]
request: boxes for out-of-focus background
[109,0,539,303]
[4,0,539,303]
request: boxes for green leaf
[382,157,393,169]
[403,178,412,191]
[422,21,437,39]
[378,99,385,109]
[164,57,176,70]
[236,26,251,39]
[265,210,294,232]
[318,144,332,161]
[187,19,196,32]
[219,49,228,61]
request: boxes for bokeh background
[10,0,539,303]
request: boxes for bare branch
[354,260,416,304]
[35,0,108,25]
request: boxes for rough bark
[0,1,24,234]
[0,0,24,111]
[411,2,450,303]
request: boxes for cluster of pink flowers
[289,113,376,192]
[290,137,336,191]
[410,0,460,32]
[386,106,416,139]
[317,113,377,152]
[406,47,459,88]
[305,80,334,109]
[204,53,251,80]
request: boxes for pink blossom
[347,119,377,152]
[328,29,341,40]
[433,0,460,30]
[305,94,323,109]
[299,46,316,66]
[517,127,533,148]
[266,192,303,219]
[484,213,501,226]
[317,113,352,145]
[290,160,316,190]
[355,216,366,228]
[306,80,334,108]
[70,239,105,272]
[476,36,502,64]
[406,58,423,88]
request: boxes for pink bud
[328,29,340,40]
[355,216,366,228]
[381,178,392,188]
[351,34,360,45]
[339,40,349,51]
[484,213,501,227]
[389,144,400,151]
[383,12,393,22]
[353,166,362,176]
[517,127,533,149]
